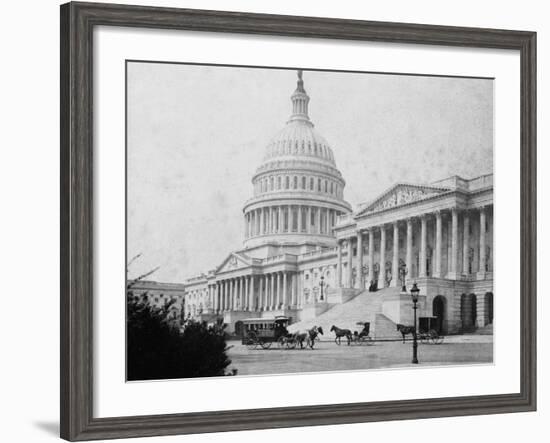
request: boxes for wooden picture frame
[60,1,536,440]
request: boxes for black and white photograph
[126,63,494,380]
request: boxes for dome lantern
[289,70,311,124]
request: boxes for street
[226,336,493,376]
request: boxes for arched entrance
[485,292,494,325]
[460,293,477,332]
[432,296,446,334]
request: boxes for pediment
[216,252,251,273]
[357,184,449,216]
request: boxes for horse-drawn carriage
[241,316,290,350]
[418,316,444,344]
[242,317,323,350]
[331,322,373,345]
[351,321,373,345]
[397,316,444,344]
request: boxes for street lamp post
[410,282,420,364]
[319,276,325,301]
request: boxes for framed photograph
[60,1,536,440]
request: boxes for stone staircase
[288,287,402,340]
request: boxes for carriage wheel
[420,334,429,344]
[277,336,287,349]
[361,336,373,346]
[245,332,258,350]
[428,330,443,344]
[286,339,297,350]
[260,341,272,349]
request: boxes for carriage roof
[242,316,289,324]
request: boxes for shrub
[127,293,231,380]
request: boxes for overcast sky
[127,62,493,283]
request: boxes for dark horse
[293,326,324,349]
[330,325,352,345]
[396,324,415,343]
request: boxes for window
[310,177,314,190]
[285,176,290,189]
[324,180,328,193]
[302,176,306,189]
[293,176,298,189]
[277,176,281,189]
[270,177,274,190]
[330,182,334,194]
[318,178,321,191]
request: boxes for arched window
[270,176,274,191]
[324,180,328,193]
[293,176,298,189]
[277,176,281,189]
[285,176,290,189]
[310,177,314,190]
[318,178,321,192]
[302,176,306,189]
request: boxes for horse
[330,325,352,345]
[293,326,323,349]
[396,324,415,343]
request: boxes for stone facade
[184,72,494,335]
[128,280,186,320]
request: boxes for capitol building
[183,71,494,337]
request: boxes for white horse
[292,326,324,349]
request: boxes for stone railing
[336,213,354,225]
[261,253,298,265]
[299,247,337,261]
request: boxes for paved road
[226,338,493,376]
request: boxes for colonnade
[244,205,342,238]
[336,206,491,290]
[211,271,298,313]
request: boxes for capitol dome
[243,71,352,249]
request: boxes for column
[221,281,226,311]
[297,205,303,233]
[347,238,353,288]
[356,231,363,289]
[448,208,459,279]
[248,276,254,311]
[434,211,442,278]
[283,272,288,309]
[238,277,243,310]
[336,240,343,288]
[244,214,248,239]
[292,273,297,307]
[258,275,265,311]
[307,206,312,234]
[230,279,234,310]
[215,283,219,313]
[278,206,283,233]
[317,207,322,234]
[368,229,374,286]
[276,272,282,309]
[243,276,249,310]
[406,218,413,280]
[419,215,427,278]
[378,226,386,288]
[289,205,295,232]
[266,274,275,310]
[462,211,470,276]
[391,222,399,287]
[478,206,487,279]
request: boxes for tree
[127,293,232,381]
